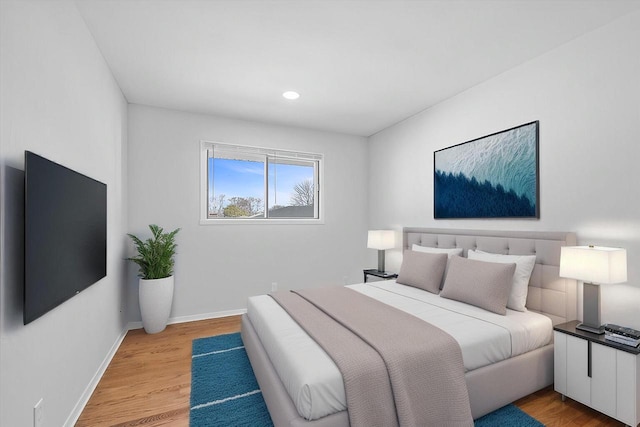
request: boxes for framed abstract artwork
[434,121,539,219]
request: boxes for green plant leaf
[126,224,180,280]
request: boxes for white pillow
[412,245,463,289]
[412,244,463,259]
[467,250,536,312]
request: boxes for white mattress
[246,281,552,421]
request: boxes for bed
[241,228,577,426]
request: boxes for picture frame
[434,121,539,219]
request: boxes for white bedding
[246,281,552,421]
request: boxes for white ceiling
[76,0,640,137]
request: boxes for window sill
[199,218,325,226]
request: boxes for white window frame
[199,141,324,225]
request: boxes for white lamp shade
[559,246,627,284]
[367,230,395,250]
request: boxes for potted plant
[127,224,180,334]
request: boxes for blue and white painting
[434,121,539,218]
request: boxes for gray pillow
[396,250,448,294]
[440,256,516,315]
[411,244,464,289]
[467,250,536,312]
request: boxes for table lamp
[559,245,627,334]
[367,230,395,273]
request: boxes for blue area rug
[190,332,273,426]
[475,403,543,427]
[190,332,543,427]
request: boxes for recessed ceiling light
[282,91,300,100]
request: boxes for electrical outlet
[343,276,349,285]
[34,398,43,427]
[271,282,278,292]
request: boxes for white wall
[127,105,368,322]
[0,1,128,426]
[368,11,640,328]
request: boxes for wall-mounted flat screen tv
[24,151,107,324]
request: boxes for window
[200,141,323,222]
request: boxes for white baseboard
[64,325,128,427]
[126,308,247,330]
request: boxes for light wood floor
[77,316,625,426]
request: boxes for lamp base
[580,282,604,335]
[576,322,605,335]
[377,250,385,273]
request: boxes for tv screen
[24,151,107,324]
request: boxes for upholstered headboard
[403,228,577,325]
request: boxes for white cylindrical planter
[139,276,174,334]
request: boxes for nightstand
[554,320,640,426]
[363,269,398,283]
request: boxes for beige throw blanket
[270,287,473,427]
